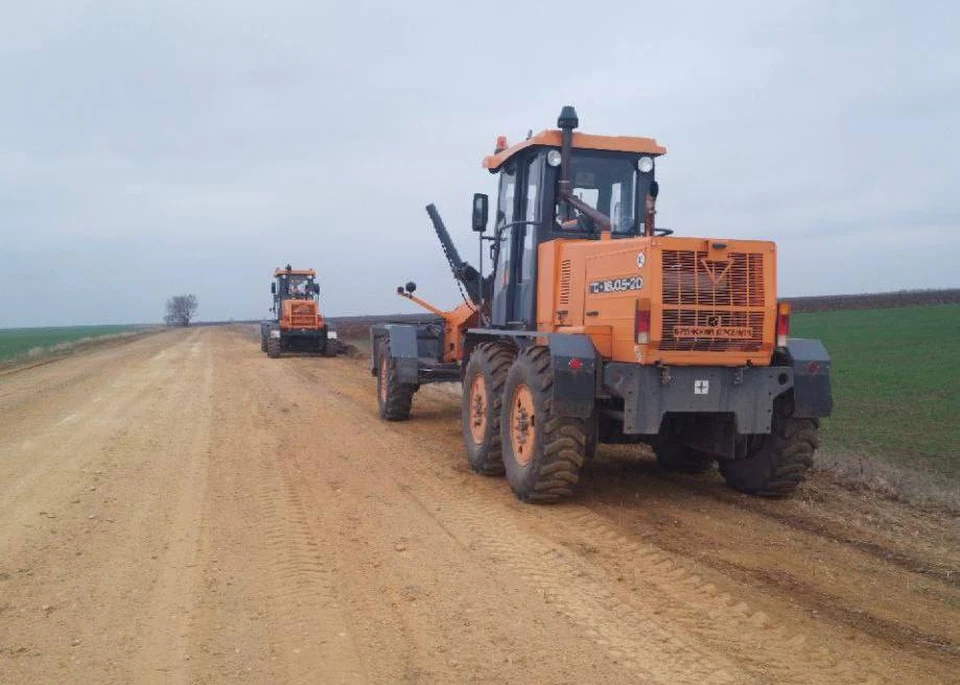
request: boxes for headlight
[547,150,562,167]
[637,156,654,173]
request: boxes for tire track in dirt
[282,358,780,684]
[412,373,960,680]
[425,491,742,684]
[288,348,960,684]
[648,474,960,587]
[130,336,214,681]
[542,506,879,683]
[253,452,367,685]
[705,556,960,657]
[575,462,960,665]
[185,339,369,684]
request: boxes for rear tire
[461,342,515,476]
[720,399,818,496]
[377,340,415,421]
[266,334,281,358]
[501,346,586,503]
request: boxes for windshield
[555,152,639,235]
[282,274,315,298]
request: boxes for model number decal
[589,276,643,294]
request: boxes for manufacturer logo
[637,252,646,269]
[589,276,643,294]
[700,258,732,286]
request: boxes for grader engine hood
[281,299,323,329]
[541,236,777,366]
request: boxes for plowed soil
[1,327,958,684]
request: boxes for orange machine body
[274,268,317,278]
[483,129,666,171]
[537,235,777,367]
[398,292,479,363]
[279,299,325,331]
[275,268,324,331]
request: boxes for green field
[0,325,139,362]
[792,304,960,477]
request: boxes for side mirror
[313,282,320,294]
[271,283,276,294]
[472,193,489,232]
[405,281,417,294]
[649,180,659,199]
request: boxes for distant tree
[164,294,198,327]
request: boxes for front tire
[720,399,818,496]
[377,340,415,421]
[501,347,586,503]
[461,342,515,476]
[266,333,281,358]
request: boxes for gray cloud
[1,0,957,326]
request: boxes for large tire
[654,440,715,474]
[323,332,339,357]
[377,340,415,421]
[501,346,586,503]
[461,342,515,476]
[260,335,267,353]
[720,399,818,496]
[266,333,281,358]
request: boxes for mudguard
[781,338,833,418]
[547,334,598,419]
[370,324,421,384]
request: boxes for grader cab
[371,107,832,503]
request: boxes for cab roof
[274,268,316,277]
[482,129,666,172]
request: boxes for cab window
[520,155,541,283]
[494,165,516,289]
[555,152,638,235]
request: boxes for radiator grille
[559,260,572,306]
[662,250,764,307]
[289,301,317,327]
[660,250,765,352]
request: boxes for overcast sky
[2,1,958,326]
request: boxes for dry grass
[815,449,960,514]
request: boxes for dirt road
[1,327,958,684]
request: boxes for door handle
[585,310,599,317]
